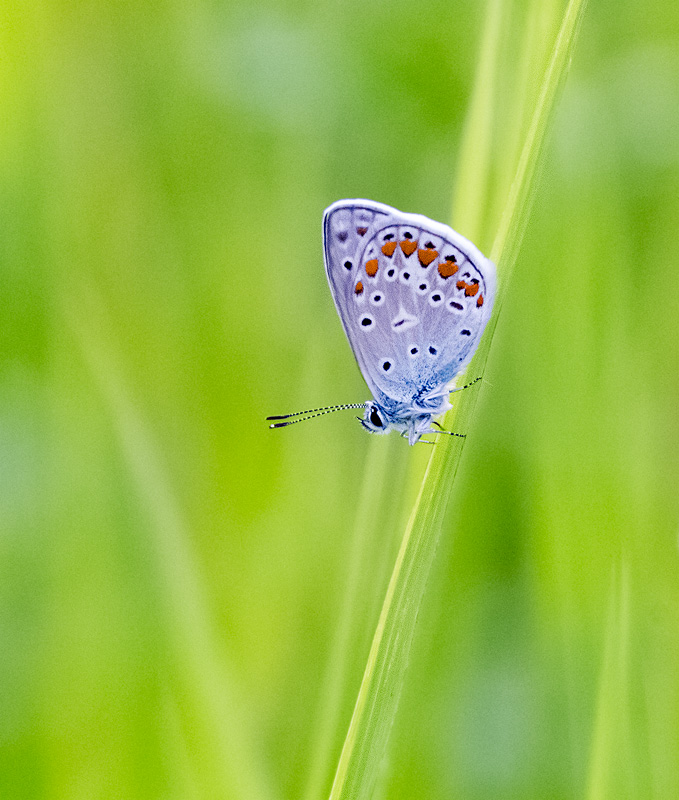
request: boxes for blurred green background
[2,1,679,798]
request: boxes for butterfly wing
[323,199,495,410]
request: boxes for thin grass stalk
[67,298,277,800]
[303,436,400,800]
[327,1,588,798]
[452,0,504,244]
[586,561,634,800]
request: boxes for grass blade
[327,2,588,798]
[67,297,277,800]
[586,562,635,800]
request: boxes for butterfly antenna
[267,403,366,429]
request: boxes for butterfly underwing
[324,199,495,444]
[268,199,495,445]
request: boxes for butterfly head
[360,401,433,445]
[359,401,392,436]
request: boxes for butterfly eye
[409,346,419,358]
[360,315,374,329]
[344,260,353,270]
[428,346,438,356]
[381,360,392,372]
[429,292,443,307]
[399,270,411,285]
[385,268,397,282]
[370,292,385,306]
[369,407,384,427]
[416,281,429,295]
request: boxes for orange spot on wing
[381,241,397,257]
[400,239,418,257]
[365,259,379,277]
[357,226,368,236]
[354,281,364,295]
[438,260,458,278]
[455,278,480,296]
[476,293,484,307]
[418,248,438,266]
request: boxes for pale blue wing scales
[323,200,399,405]
[323,200,496,410]
[413,247,495,394]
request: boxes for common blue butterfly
[268,199,495,445]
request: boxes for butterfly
[268,199,495,445]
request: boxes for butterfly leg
[430,421,466,438]
[449,375,483,394]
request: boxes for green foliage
[1,1,678,799]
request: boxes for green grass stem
[327,2,588,798]
[67,298,277,800]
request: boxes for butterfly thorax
[360,393,452,445]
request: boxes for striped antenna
[267,403,366,429]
